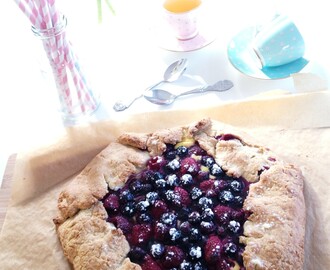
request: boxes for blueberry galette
[54,119,305,270]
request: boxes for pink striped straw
[14,0,99,119]
[14,0,38,26]
[66,43,99,111]
[38,0,73,113]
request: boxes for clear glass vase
[31,15,100,124]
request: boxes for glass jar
[31,15,100,124]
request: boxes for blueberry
[179,236,191,250]
[180,174,194,186]
[136,200,150,212]
[190,187,203,200]
[121,202,135,217]
[176,146,188,157]
[169,227,182,242]
[189,228,202,242]
[141,183,152,194]
[201,208,214,221]
[188,246,202,261]
[227,220,241,234]
[201,156,215,167]
[119,189,134,202]
[179,221,192,235]
[128,246,146,262]
[166,159,181,172]
[230,180,244,193]
[223,241,238,258]
[177,207,190,220]
[166,150,177,160]
[153,171,165,181]
[188,211,201,224]
[210,163,224,177]
[180,260,193,270]
[193,261,207,270]
[198,197,213,210]
[150,243,165,259]
[161,212,177,226]
[146,191,159,205]
[154,178,167,189]
[200,221,215,234]
[218,190,234,204]
[233,195,244,207]
[166,174,180,187]
[136,213,152,223]
[140,170,155,183]
[164,190,182,206]
[130,180,144,194]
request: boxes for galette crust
[215,137,276,183]
[57,202,140,270]
[117,133,149,150]
[240,164,305,269]
[54,142,150,224]
[54,118,305,270]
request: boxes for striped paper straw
[38,0,73,113]
[67,42,99,111]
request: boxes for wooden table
[0,155,15,232]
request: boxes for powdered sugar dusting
[189,246,202,258]
[251,257,264,267]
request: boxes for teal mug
[253,14,305,67]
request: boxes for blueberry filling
[102,139,250,270]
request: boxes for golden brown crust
[146,127,185,156]
[212,131,305,269]
[54,118,305,270]
[118,133,149,150]
[118,127,186,156]
[57,202,140,270]
[54,142,150,224]
[215,138,276,183]
[240,164,305,269]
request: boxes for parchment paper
[0,90,329,269]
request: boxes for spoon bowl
[161,58,188,83]
[144,89,176,105]
[113,58,188,111]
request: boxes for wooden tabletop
[0,154,15,232]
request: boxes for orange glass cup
[163,0,202,40]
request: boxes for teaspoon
[143,80,234,105]
[113,58,188,111]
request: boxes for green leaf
[104,0,115,15]
[97,0,102,23]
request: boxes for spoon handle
[113,80,165,111]
[177,80,234,98]
[145,80,164,92]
